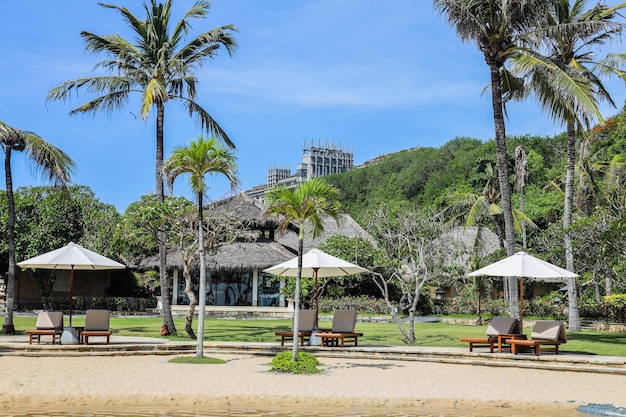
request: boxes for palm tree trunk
[196,192,206,357]
[564,120,581,331]
[156,102,175,335]
[3,148,16,334]
[292,234,304,362]
[488,63,519,320]
[182,259,197,339]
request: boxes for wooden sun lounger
[25,329,60,345]
[25,311,63,345]
[318,332,363,347]
[275,330,312,346]
[507,338,564,355]
[459,337,496,353]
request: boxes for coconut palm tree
[514,145,529,249]
[512,0,626,331]
[433,0,550,320]
[264,178,341,362]
[0,121,75,333]
[442,164,536,248]
[47,0,238,335]
[163,136,238,357]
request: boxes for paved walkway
[1,334,625,375]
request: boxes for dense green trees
[0,122,75,333]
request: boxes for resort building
[136,193,373,314]
[246,140,354,202]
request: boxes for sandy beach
[0,353,624,415]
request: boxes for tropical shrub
[601,294,626,323]
[318,296,389,315]
[269,351,322,374]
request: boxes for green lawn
[4,315,625,357]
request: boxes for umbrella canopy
[17,242,125,325]
[467,251,578,281]
[466,251,578,326]
[263,248,368,323]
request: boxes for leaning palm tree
[512,0,626,331]
[264,178,341,362]
[48,0,238,335]
[0,121,75,333]
[164,136,238,357]
[433,0,550,320]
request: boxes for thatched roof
[137,239,296,271]
[210,193,282,230]
[275,214,375,253]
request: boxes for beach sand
[0,353,624,415]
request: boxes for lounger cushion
[35,311,63,331]
[84,309,111,331]
[531,320,567,342]
[486,317,519,336]
[331,309,357,333]
[296,309,316,332]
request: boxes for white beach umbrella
[467,251,578,326]
[17,242,125,326]
[263,248,368,323]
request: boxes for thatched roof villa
[137,193,373,313]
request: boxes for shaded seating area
[460,317,521,353]
[25,311,64,345]
[318,309,363,347]
[275,309,316,346]
[508,320,567,356]
[81,309,112,345]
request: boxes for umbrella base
[308,328,322,346]
[60,327,79,345]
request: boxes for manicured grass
[5,314,625,357]
[168,356,226,364]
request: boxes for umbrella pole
[519,277,524,330]
[69,265,75,327]
[314,268,319,328]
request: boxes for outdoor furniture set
[460,317,567,356]
[275,308,363,347]
[25,309,112,345]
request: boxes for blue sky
[2,1,626,213]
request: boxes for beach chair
[317,309,363,347]
[25,311,64,344]
[507,320,567,355]
[275,309,316,346]
[81,309,112,345]
[460,316,521,353]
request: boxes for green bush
[602,294,626,323]
[318,295,389,314]
[47,296,155,313]
[269,351,322,374]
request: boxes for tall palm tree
[264,178,341,362]
[164,136,238,357]
[0,121,75,333]
[513,0,626,331]
[514,145,529,249]
[47,0,238,335]
[433,0,550,320]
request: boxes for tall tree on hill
[164,136,238,357]
[433,0,550,320]
[264,178,341,362]
[47,0,238,335]
[513,0,626,331]
[0,121,74,334]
